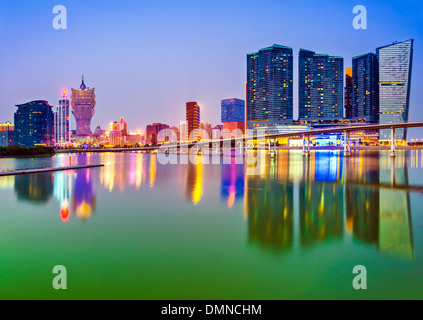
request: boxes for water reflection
[244,151,414,260]
[186,160,203,205]
[14,173,54,203]
[72,169,96,221]
[0,151,418,260]
[221,163,244,208]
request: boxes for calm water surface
[0,150,422,299]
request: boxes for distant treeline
[0,146,55,157]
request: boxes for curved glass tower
[377,40,414,142]
[71,77,96,136]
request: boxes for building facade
[186,102,201,141]
[0,122,14,147]
[247,45,294,132]
[345,68,353,119]
[352,53,379,123]
[54,91,70,146]
[299,49,344,121]
[146,123,170,145]
[71,77,96,136]
[14,101,54,147]
[377,40,414,142]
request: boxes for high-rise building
[221,98,245,123]
[146,123,170,144]
[0,122,14,147]
[14,101,54,147]
[345,68,353,119]
[71,77,96,136]
[377,40,414,142]
[247,45,293,132]
[186,102,201,141]
[109,117,128,146]
[54,90,70,146]
[352,53,379,123]
[299,49,344,121]
[221,98,245,135]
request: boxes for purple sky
[1,0,422,139]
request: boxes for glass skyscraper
[345,68,353,119]
[352,53,379,123]
[247,45,293,131]
[299,49,344,121]
[377,40,414,141]
[221,98,245,123]
[54,91,70,146]
[14,101,54,147]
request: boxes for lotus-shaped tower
[71,77,96,135]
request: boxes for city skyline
[0,1,422,139]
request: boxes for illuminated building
[221,98,245,136]
[127,131,143,145]
[186,102,201,141]
[179,121,187,143]
[14,100,54,147]
[109,117,128,146]
[247,45,294,132]
[54,90,70,146]
[299,49,344,121]
[146,123,169,145]
[377,40,414,142]
[222,98,245,123]
[0,121,14,147]
[345,68,353,119]
[352,53,379,123]
[200,122,212,140]
[71,77,96,136]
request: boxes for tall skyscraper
[377,40,414,142]
[54,90,70,146]
[186,102,201,141]
[71,77,96,136]
[0,122,14,147]
[247,45,293,132]
[352,53,379,123]
[345,68,353,119]
[14,101,54,147]
[299,49,344,121]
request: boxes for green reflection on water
[0,151,422,299]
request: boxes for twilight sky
[0,0,422,138]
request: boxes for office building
[0,122,15,147]
[299,49,344,121]
[14,101,54,147]
[352,53,379,123]
[247,45,294,132]
[54,90,70,146]
[186,102,201,141]
[377,40,414,142]
[345,68,353,119]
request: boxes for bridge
[192,121,423,157]
[57,122,423,157]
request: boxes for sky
[0,0,422,138]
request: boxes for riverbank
[0,146,55,158]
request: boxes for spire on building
[80,75,87,90]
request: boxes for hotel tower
[71,77,96,136]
